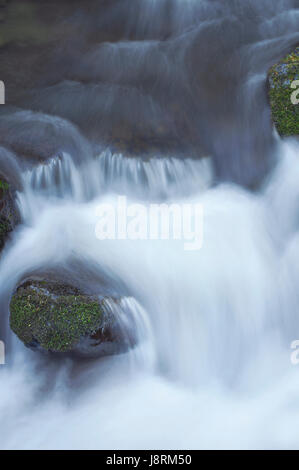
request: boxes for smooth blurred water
[0,0,299,450]
[0,139,299,449]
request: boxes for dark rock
[0,172,20,252]
[0,109,92,164]
[10,279,132,358]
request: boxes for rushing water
[0,0,299,449]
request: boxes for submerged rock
[0,110,92,164]
[10,280,130,358]
[268,47,299,136]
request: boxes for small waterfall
[105,296,156,370]
[0,0,299,451]
[2,138,299,448]
[18,151,212,222]
[96,151,212,199]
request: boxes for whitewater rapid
[0,0,299,450]
[1,138,299,449]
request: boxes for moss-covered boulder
[10,280,128,358]
[269,47,299,136]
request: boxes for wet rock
[0,213,11,251]
[269,47,299,136]
[10,279,130,358]
[0,172,19,252]
[21,80,192,157]
[0,109,92,164]
[0,1,51,49]
[0,1,124,103]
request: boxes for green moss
[0,216,11,250]
[0,178,14,246]
[0,217,10,237]
[0,179,9,192]
[10,285,105,352]
[269,48,299,136]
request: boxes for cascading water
[0,0,299,450]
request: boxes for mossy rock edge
[0,174,18,252]
[269,47,299,136]
[10,280,129,358]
